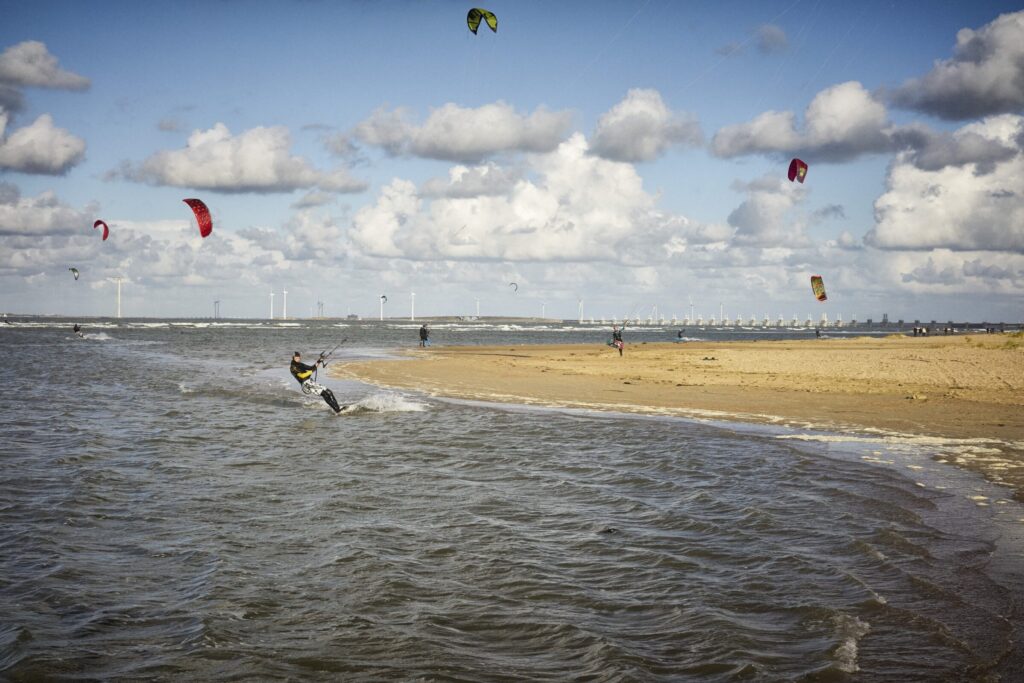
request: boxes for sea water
[1,319,1022,680]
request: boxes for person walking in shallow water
[419,323,430,347]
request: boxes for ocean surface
[2,318,1023,681]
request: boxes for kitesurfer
[73,323,83,337]
[290,351,344,413]
[611,325,624,356]
[419,324,430,347]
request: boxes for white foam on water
[831,613,870,673]
[81,332,112,341]
[346,392,427,414]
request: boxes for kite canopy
[788,158,808,183]
[509,282,518,292]
[467,8,497,34]
[69,267,79,280]
[183,198,213,238]
[93,219,109,241]
[810,275,827,302]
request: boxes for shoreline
[332,335,1024,498]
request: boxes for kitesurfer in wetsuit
[73,323,82,335]
[290,351,344,413]
[611,325,624,356]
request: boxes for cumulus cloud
[0,186,91,236]
[116,123,367,194]
[589,89,702,162]
[712,81,890,162]
[756,24,788,54]
[0,113,86,174]
[866,115,1024,252]
[890,11,1024,120]
[727,174,808,247]
[0,41,90,90]
[419,163,522,198]
[349,133,688,264]
[890,121,1019,174]
[352,101,573,162]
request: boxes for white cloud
[419,163,522,198]
[756,24,788,54]
[890,11,1024,120]
[0,41,90,90]
[589,89,702,162]
[291,191,335,208]
[727,174,808,247]
[711,81,890,161]
[866,115,1024,252]
[352,101,573,162]
[0,112,86,175]
[890,121,1019,174]
[349,133,687,264]
[0,186,91,236]
[119,123,367,194]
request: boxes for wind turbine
[410,291,415,321]
[282,288,288,320]
[110,277,125,318]
[269,291,274,320]
[379,294,387,321]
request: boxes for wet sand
[334,334,1024,497]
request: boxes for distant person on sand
[290,351,344,414]
[611,325,624,356]
[419,323,430,347]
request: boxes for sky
[1,0,1022,322]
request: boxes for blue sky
[1,1,1022,321]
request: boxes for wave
[81,332,113,341]
[342,392,427,415]
[831,613,870,673]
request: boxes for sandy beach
[335,333,1024,496]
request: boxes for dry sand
[333,334,1024,497]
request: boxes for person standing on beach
[419,324,430,347]
[611,325,624,356]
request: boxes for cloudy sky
[1,1,1022,321]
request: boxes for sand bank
[335,335,1022,438]
[334,334,1024,496]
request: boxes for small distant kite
[467,8,498,34]
[93,219,109,241]
[69,267,79,280]
[380,294,388,304]
[788,158,808,183]
[509,282,518,292]
[810,275,827,302]
[183,198,213,238]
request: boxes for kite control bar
[317,339,348,367]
